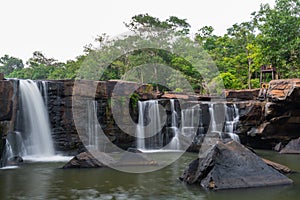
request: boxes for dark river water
[0,151,299,200]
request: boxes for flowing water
[0,151,299,200]
[136,100,163,150]
[19,80,55,158]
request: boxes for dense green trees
[2,0,299,92]
[256,0,300,78]
[0,55,24,75]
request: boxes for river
[0,151,299,200]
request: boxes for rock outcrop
[1,78,300,162]
[0,80,17,121]
[279,137,300,154]
[225,89,260,101]
[62,150,157,169]
[235,79,300,149]
[180,141,293,190]
[0,79,19,167]
[267,79,300,102]
[62,151,116,169]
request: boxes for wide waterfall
[136,99,240,151]
[19,80,55,158]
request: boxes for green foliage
[256,0,300,78]
[130,93,140,109]
[0,55,24,75]
[3,3,300,91]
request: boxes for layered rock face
[46,80,154,155]
[236,79,300,149]
[0,79,19,167]
[1,78,300,160]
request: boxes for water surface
[0,151,299,200]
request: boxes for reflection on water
[0,151,299,200]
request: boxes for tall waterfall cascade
[18,80,55,158]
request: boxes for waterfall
[4,140,13,161]
[19,80,55,158]
[208,103,217,132]
[136,100,163,150]
[135,100,240,151]
[86,100,100,151]
[137,101,146,150]
[207,102,240,142]
[224,103,240,142]
[169,99,180,150]
[181,107,196,138]
[38,81,48,107]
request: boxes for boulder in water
[180,141,293,190]
[280,137,300,154]
[7,156,23,165]
[62,151,116,169]
[116,151,157,166]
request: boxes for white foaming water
[86,100,100,151]
[169,99,180,150]
[224,103,240,142]
[208,103,217,132]
[136,100,163,150]
[22,155,73,162]
[136,101,146,150]
[4,139,13,160]
[19,80,55,159]
[0,166,19,170]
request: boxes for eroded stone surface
[180,141,293,190]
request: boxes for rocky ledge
[180,141,293,190]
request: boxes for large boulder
[280,137,300,154]
[62,150,157,169]
[116,151,157,166]
[62,151,116,169]
[180,141,293,190]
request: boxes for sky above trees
[0,0,275,63]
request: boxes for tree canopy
[2,0,299,92]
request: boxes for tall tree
[0,55,24,75]
[256,0,300,78]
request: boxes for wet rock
[180,141,293,190]
[7,156,23,165]
[274,142,284,152]
[267,79,300,102]
[0,80,14,121]
[116,151,157,166]
[261,158,292,174]
[225,89,260,101]
[127,148,142,153]
[280,137,300,154]
[62,151,116,169]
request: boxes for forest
[1,0,299,92]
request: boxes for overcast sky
[0,0,275,63]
